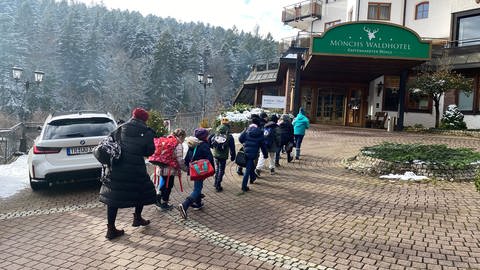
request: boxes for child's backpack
[148,135,179,168]
[211,133,228,150]
[263,126,275,148]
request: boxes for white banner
[262,95,285,109]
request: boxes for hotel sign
[312,22,431,60]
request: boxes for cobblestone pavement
[1,125,480,270]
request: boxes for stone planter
[343,153,480,181]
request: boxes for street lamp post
[197,72,213,120]
[12,66,45,153]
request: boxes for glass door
[346,88,364,126]
[315,88,346,125]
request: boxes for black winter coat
[99,118,156,208]
[264,121,281,152]
[239,126,268,160]
[278,120,294,146]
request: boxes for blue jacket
[293,111,310,135]
[239,126,268,160]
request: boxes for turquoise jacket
[293,111,310,135]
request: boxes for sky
[74,0,299,41]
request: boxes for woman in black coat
[99,108,156,240]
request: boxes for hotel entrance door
[315,88,346,125]
[346,88,366,127]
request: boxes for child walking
[178,128,215,219]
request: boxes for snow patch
[379,171,429,181]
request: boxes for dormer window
[415,2,429,20]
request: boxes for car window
[43,117,116,140]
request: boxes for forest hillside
[0,0,279,123]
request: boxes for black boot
[236,166,244,175]
[155,194,162,207]
[132,213,150,227]
[106,224,124,240]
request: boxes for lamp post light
[197,72,213,120]
[12,66,45,152]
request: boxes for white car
[27,111,117,190]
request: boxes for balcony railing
[282,0,322,23]
[278,32,319,53]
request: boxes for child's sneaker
[270,168,275,175]
[177,204,187,219]
[160,203,173,211]
[191,202,204,210]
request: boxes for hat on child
[270,114,279,123]
[194,128,209,141]
[221,117,230,125]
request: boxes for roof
[244,69,279,85]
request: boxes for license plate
[67,146,95,156]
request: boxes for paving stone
[2,126,480,270]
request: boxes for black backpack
[93,127,122,181]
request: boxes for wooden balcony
[282,0,322,24]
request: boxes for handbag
[235,147,247,167]
[189,146,215,181]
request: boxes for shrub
[231,103,253,113]
[440,104,467,130]
[361,142,480,169]
[475,172,480,192]
[146,110,168,137]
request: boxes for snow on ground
[379,171,429,181]
[0,155,29,198]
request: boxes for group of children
[99,107,310,240]
[153,109,310,220]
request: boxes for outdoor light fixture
[11,66,45,152]
[377,81,383,97]
[197,72,213,120]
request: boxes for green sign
[312,22,431,60]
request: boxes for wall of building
[404,0,451,39]
[311,0,348,33]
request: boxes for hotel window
[453,9,480,47]
[415,2,429,20]
[457,77,476,113]
[407,92,431,112]
[325,20,341,30]
[383,76,400,111]
[458,90,473,111]
[405,76,432,112]
[367,3,391,20]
